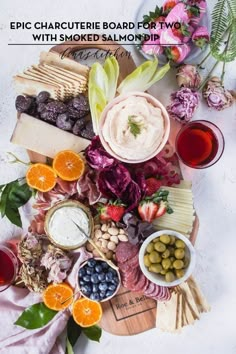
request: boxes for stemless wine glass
[175,120,225,169]
[0,243,19,292]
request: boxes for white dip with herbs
[48,206,89,247]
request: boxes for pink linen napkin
[0,247,91,354]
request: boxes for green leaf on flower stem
[14,303,58,329]
[67,316,82,347]
[8,182,32,208]
[66,338,74,354]
[82,325,102,342]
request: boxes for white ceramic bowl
[99,91,170,163]
[139,230,196,287]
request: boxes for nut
[107,241,116,251]
[119,228,125,235]
[86,243,94,251]
[94,229,102,239]
[108,227,119,236]
[101,224,108,232]
[101,239,108,249]
[94,224,101,230]
[106,250,113,260]
[110,235,119,244]
[118,234,128,242]
[92,249,100,257]
[102,233,110,240]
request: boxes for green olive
[154,241,166,253]
[149,251,162,263]
[165,271,175,282]
[173,260,184,270]
[162,249,170,259]
[169,236,176,245]
[162,258,171,270]
[152,237,160,243]
[175,269,185,278]
[160,269,168,275]
[146,242,154,253]
[160,235,171,244]
[144,254,151,267]
[183,257,189,268]
[149,264,163,274]
[175,239,186,249]
[174,248,185,259]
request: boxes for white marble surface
[1,0,236,353]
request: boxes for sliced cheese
[11,113,90,158]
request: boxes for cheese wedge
[11,113,90,158]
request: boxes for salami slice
[115,242,139,264]
[131,273,146,292]
[149,284,162,298]
[144,282,156,295]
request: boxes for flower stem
[197,51,211,68]
[220,27,232,84]
[7,152,31,166]
[199,61,220,91]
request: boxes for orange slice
[53,150,85,181]
[72,298,102,327]
[26,163,57,192]
[43,283,74,311]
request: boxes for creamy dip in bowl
[45,200,93,250]
[99,92,170,163]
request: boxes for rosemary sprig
[128,115,143,138]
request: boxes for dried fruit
[36,91,50,103]
[53,150,85,181]
[40,110,58,123]
[26,163,57,192]
[43,283,74,311]
[46,101,67,114]
[56,113,73,131]
[72,298,102,327]
[72,95,89,112]
[72,118,87,135]
[15,95,34,113]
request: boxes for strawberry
[163,0,178,14]
[155,200,168,218]
[145,178,162,196]
[172,24,191,39]
[107,201,125,222]
[165,46,180,62]
[97,204,110,221]
[138,201,158,222]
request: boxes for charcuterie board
[14,40,200,336]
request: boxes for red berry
[107,205,125,222]
[145,178,162,196]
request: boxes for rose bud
[141,38,164,56]
[167,87,200,123]
[165,43,191,63]
[203,77,234,111]
[176,64,201,89]
[192,26,210,48]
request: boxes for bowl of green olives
[139,230,196,287]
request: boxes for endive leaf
[89,63,109,100]
[117,57,158,94]
[103,56,119,101]
[89,84,106,134]
[142,62,171,91]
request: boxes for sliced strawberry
[107,204,125,222]
[155,200,167,218]
[165,46,180,62]
[97,204,110,221]
[138,201,158,222]
[145,178,162,197]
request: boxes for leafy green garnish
[0,179,32,227]
[143,5,163,23]
[67,316,82,347]
[103,56,119,102]
[14,303,58,329]
[83,325,102,342]
[128,115,142,138]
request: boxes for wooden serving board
[19,41,200,335]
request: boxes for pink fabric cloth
[0,247,91,354]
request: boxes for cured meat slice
[149,284,162,298]
[144,282,156,296]
[115,242,139,264]
[130,273,146,292]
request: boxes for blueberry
[105,272,113,282]
[81,285,92,296]
[92,284,99,293]
[90,292,100,301]
[79,268,86,277]
[95,264,103,273]
[99,282,108,292]
[99,291,106,300]
[83,275,91,283]
[106,290,114,298]
[91,274,99,284]
[87,259,96,268]
[108,284,117,291]
[79,279,85,286]
[86,267,94,275]
[110,268,117,276]
[111,277,119,285]
[101,261,109,269]
[98,273,105,281]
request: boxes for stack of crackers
[13,51,89,101]
[156,277,210,331]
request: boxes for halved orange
[43,283,74,311]
[52,150,85,181]
[26,163,57,192]
[72,298,102,327]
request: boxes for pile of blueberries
[79,258,120,301]
[15,91,95,140]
